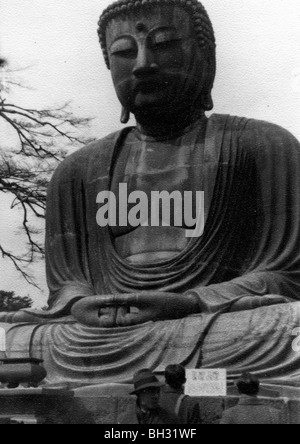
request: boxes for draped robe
[45,114,300,311]
[2,114,300,386]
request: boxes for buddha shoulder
[49,129,126,184]
[238,117,300,156]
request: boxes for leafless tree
[0,59,93,287]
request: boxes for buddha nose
[133,46,158,78]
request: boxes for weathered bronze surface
[1,0,300,387]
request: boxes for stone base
[0,387,94,424]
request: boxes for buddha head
[98,0,216,126]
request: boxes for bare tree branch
[0,245,39,288]
[0,67,94,286]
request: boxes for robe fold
[2,302,300,385]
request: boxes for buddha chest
[110,126,205,264]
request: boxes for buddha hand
[71,292,199,328]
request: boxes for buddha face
[106,5,210,121]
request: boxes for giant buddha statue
[1,0,300,388]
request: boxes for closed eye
[111,48,137,58]
[151,39,182,51]
[110,37,137,58]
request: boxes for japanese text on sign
[185,369,227,397]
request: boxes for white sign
[185,369,227,397]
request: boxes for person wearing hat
[132,369,179,425]
[220,373,283,425]
[160,365,202,424]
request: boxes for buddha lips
[96,183,205,238]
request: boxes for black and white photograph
[0,0,300,427]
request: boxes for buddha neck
[135,107,207,139]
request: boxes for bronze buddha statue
[1,0,300,387]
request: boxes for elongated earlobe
[201,93,214,111]
[121,107,130,124]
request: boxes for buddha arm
[185,272,291,314]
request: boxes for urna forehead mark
[136,22,147,32]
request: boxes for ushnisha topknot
[98,0,216,69]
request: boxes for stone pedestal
[0,388,94,424]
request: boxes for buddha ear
[201,52,216,112]
[201,92,214,111]
[121,107,130,124]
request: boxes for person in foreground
[160,365,201,424]
[132,369,179,425]
[220,373,283,425]
[0,0,300,387]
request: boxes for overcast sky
[0,0,300,307]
